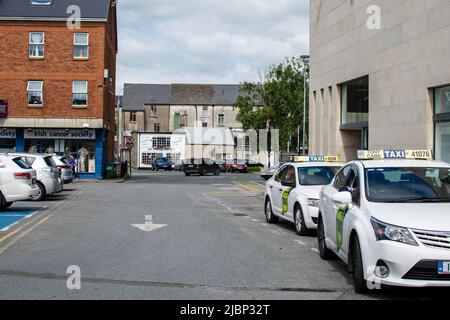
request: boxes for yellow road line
[0,188,85,255]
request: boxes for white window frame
[73,33,89,59]
[72,80,88,107]
[29,32,45,58]
[27,81,44,106]
[218,114,225,126]
[202,106,209,117]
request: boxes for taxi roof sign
[357,150,433,160]
[294,155,340,163]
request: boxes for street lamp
[300,55,310,155]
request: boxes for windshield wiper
[400,197,450,203]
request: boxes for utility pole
[300,55,310,155]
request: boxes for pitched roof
[0,0,112,21]
[121,83,243,111]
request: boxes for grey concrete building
[309,0,450,162]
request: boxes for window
[365,167,450,203]
[218,114,224,126]
[27,81,43,105]
[130,112,137,123]
[142,153,157,165]
[275,165,288,182]
[151,105,157,113]
[284,165,296,184]
[333,166,352,190]
[152,137,171,150]
[72,81,88,106]
[202,122,208,128]
[29,32,44,58]
[73,33,89,59]
[202,106,209,117]
[298,167,340,186]
[434,86,450,163]
[341,76,369,125]
[167,153,181,164]
[154,123,161,133]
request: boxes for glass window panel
[435,86,450,114]
[73,81,87,93]
[74,33,88,45]
[29,32,44,44]
[435,122,450,164]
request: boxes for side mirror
[281,180,296,188]
[332,191,352,205]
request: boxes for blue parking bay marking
[0,207,46,232]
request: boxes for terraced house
[120,84,262,168]
[0,0,118,179]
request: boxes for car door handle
[269,186,273,189]
[279,189,283,192]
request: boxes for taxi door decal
[281,188,293,216]
[336,204,349,250]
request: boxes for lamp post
[300,55,310,155]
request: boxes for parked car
[246,160,264,168]
[174,160,186,171]
[261,162,285,180]
[7,153,62,201]
[183,158,221,176]
[225,159,248,173]
[214,160,226,172]
[152,157,173,171]
[52,155,73,184]
[0,154,39,209]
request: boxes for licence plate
[188,165,194,168]
[438,261,450,274]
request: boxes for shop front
[0,129,16,152]
[10,128,106,179]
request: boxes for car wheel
[200,169,206,176]
[265,198,278,224]
[0,192,12,210]
[317,216,335,260]
[185,172,191,176]
[32,182,46,201]
[353,236,370,294]
[294,206,310,236]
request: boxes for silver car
[52,156,74,184]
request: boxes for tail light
[14,172,32,180]
[58,165,71,169]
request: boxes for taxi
[318,150,450,293]
[264,156,343,235]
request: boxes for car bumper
[363,238,450,288]
[301,203,319,229]
[4,185,40,202]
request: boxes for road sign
[125,136,134,149]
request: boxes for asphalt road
[0,171,446,300]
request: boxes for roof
[358,160,450,169]
[121,84,244,111]
[0,0,112,21]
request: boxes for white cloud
[116,0,309,92]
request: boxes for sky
[116,0,310,93]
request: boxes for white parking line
[294,239,307,246]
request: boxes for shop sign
[0,100,8,118]
[0,128,16,139]
[24,129,96,140]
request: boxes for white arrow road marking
[131,215,167,232]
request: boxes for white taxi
[318,150,450,293]
[264,156,343,235]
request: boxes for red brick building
[0,0,118,179]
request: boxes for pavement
[0,170,447,300]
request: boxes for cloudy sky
[116,0,310,92]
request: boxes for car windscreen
[12,157,31,169]
[156,158,169,162]
[365,167,450,202]
[298,167,340,186]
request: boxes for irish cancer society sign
[25,129,96,140]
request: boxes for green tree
[234,57,309,152]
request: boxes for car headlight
[370,218,418,246]
[307,199,320,208]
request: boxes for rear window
[60,157,71,165]
[44,157,57,168]
[12,158,31,169]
